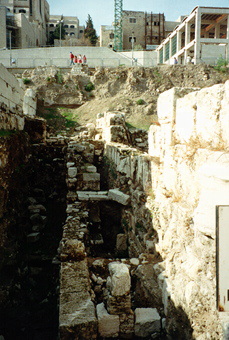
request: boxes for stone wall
[96,111,148,152]
[148,82,229,339]
[0,63,24,115]
[0,64,37,130]
[96,82,229,339]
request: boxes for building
[100,10,179,50]
[100,25,114,49]
[47,15,84,46]
[157,6,229,65]
[0,0,49,48]
[0,1,84,49]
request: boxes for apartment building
[157,6,229,65]
[100,10,179,50]
[47,15,84,46]
[0,0,49,48]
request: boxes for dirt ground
[22,64,229,134]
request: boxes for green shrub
[84,82,95,92]
[136,98,144,105]
[214,56,228,72]
[56,71,63,84]
[0,129,15,137]
[22,78,31,84]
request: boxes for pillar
[184,21,191,64]
[215,23,220,39]
[194,7,201,64]
[227,15,229,61]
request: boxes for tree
[84,14,98,46]
[48,22,66,45]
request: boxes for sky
[47,0,229,34]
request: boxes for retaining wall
[148,82,229,339]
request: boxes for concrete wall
[0,46,133,68]
[201,44,226,64]
[0,7,7,49]
[119,50,157,66]
[15,13,36,48]
[148,82,229,339]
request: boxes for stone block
[67,162,75,168]
[97,302,119,338]
[108,262,131,296]
[59,298,97,340]
[85,165,97,172]
[68,166,77,178]
[89,194,109,201]
[134,308,161,338]
[108,189,130,205]
[83,173,100,182]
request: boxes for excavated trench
[0,132,191,340]
[0,136,133,339]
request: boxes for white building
[0,0,49,48]
[157,6,229,65]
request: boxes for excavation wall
[148,83,229,339]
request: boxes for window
[64,24,68,28]
[129,36,136,43]
[65,32,68,35]
[49,23,54,27]
[154,22,160,26]
[70,25,75,28]
[70,32,75,36]
[19,9,26,13]
[109,33,114,39]
[129,18,136,23]
[79,30,83,33]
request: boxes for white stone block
[195,84,224,145]
[175,91,197,142]
[108,262,130,296]
[96,302,119,338]
[85,165,97,173]
[134,308,161,337]
[108,189,130,205]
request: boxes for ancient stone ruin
[1,64,229,340]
